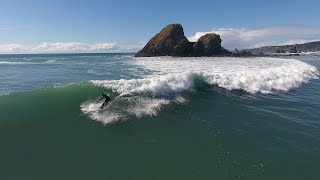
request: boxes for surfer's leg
[100,102,105,109]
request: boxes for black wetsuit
[99,94,111,109]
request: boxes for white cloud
[0,44,25,54]
[188,25,320,49]
[0,42,120,54]
[120,41,146,52]
[31,42,119,53]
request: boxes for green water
[0,84,319,179]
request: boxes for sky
[0,0,320,53]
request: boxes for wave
[91,57,319,95]
[0,60,56,65]
[113,54,134,60]
[299,51,320,56]
[0,92,10,96]
[84,57,319,124]
[43,60,56,63]
[80,96,171,125]
[0,61,34,65]
[87,69,109,76]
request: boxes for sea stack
[193,33,230,56]
[135,24,193,57]
[135,23,231,57]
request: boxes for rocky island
[135,24,231,57]
[135,23,320,57]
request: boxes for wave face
[83,57,319,124]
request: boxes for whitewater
[84,56,319,124]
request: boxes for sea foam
[84,57,319,124]
[80,96,170,125]
[92,57,319,95]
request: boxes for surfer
[99,92,111,109]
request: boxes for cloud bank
[0,42,119,54]
[31,42,119,53]
[0,44,25,54]
[188,25,320,50]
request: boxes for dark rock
[289,45,298,53]
[232,49,255,57]
[289,53,300,56]
[238,50,254,56]
[276,49,286,53]
[135,24,193,57]
[193,33,231,56]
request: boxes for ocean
[0,53,319,179]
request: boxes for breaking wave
[80,96,171,125]
[83,57,319,124]
[92,57,319,95]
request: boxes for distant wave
[299,51,320,56]
[84,57,319,124]
[87,69,107,76]
[268,51,320,56]
[113,55,134,60]
[0,92,10,96]
[0,60,56,65]
[0,61,34,65]
[43,60,56,63]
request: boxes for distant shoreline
[247,41,320,54]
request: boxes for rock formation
[276,49,286,53]
[193,33,230,56]
[135,24,231,57]
[135,24,193,57]
[289,45,298,53]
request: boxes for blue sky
[0,0,320,53]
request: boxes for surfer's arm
[98,97,104,101]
